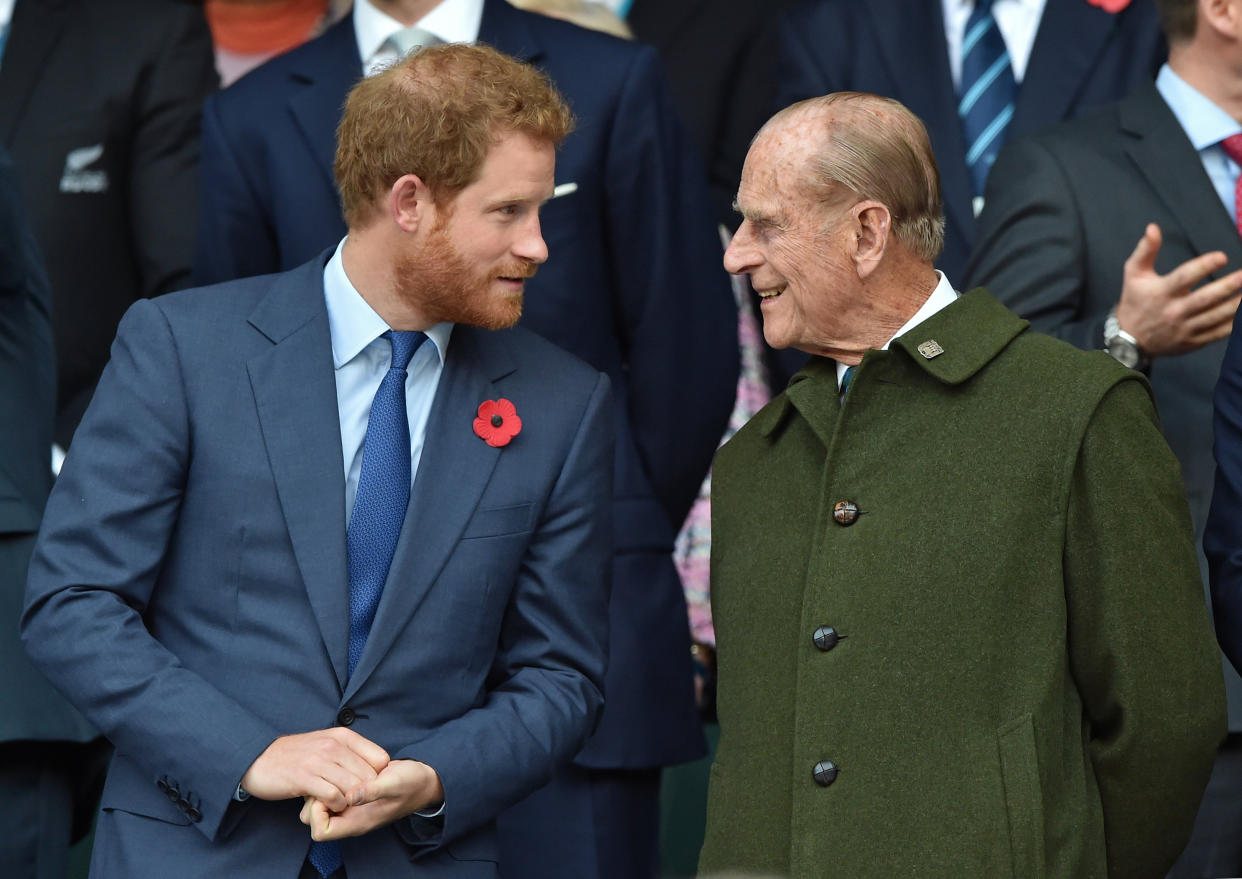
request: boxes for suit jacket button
[337,707,356,727]
[832,500,859,526]
[156,778,170,793]
[165,786,181,803]
[187,807,202,822]
[813,760,838,787]
[813,626,840,651]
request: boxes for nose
[723,221,758,277]
[514,214,549,265]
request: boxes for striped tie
[958,0,1016,198]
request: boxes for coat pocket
[997,714,1047,877]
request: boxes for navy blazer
[23,254,614,877]
[1210,324,1242,680]
[194,0,737,767]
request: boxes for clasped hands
[240,728,444,841]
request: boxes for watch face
[1108,339,1141,369]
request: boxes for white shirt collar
[0,0,14,29]
[1156,64,1242,153]
[353,0,485,67]
[836,271,960,388]
[323,237,452,370]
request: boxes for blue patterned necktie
[308,330,425,879]
[958,0,1016,198]
[839,365,857,400]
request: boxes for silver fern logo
[59,145,108,193]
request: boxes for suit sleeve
[392,372,613,850]
[965,137,1108,351]
[601,45,738,527]
[193,93,283,286]
[129,4,219,298]
[21,300,281,844]
[1206,326,1242,676]
[1064,377,1225,879]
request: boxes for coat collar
[757,288,1028,440]
[477,0,543,63]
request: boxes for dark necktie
[308,330,425,879]
[958,0,1017,198]
[1220,134,1242,236]
[839,365,857,402]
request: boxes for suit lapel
[288,15,363,196]
[1122,83,1242,268]
[1013,0,1118,137]
[344,325,515,698]
[247,255,351,690]
[0,0,71,145]
[477,0,542,63]
[868,0,973,248]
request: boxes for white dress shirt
[322,237,453,526]
[836,271,961,390]
[1156,64,1242,224]
[941,0,1047,88]
[354,0,484,76]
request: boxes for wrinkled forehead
[738,112,824,208]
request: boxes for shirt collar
[323,237,452,369]
[836,271,960,387]
[1156,63,1242,151]
[353,0,484,63]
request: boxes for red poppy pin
[473,398,522,447]
[1086,0,1130,12]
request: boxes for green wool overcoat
[698,290,1226,879]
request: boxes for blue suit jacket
[22,253,613,878]
[194,0,736,767]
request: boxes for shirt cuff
[414,800,445,818]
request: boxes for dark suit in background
[771,0,1164,384]
[627,0,797,228]
[0,143,95,879]
[967,82,1242,878]
[193,3,737,875]
[0,0,217,446]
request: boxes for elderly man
[698,92,1225,879]
[22,44,611,879]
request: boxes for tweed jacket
[699,290,1224,879]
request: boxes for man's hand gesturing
[240,728,390,812]
[1116,223,1242,357]
[300,759,444,841]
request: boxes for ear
[1200,0,1240,40]
[390,174,430,233]
[851,200,891,279]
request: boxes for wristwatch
[1104,308,1150,373]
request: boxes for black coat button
[813,760,838,787]
[832,500,859,526]
[156,778,170,793]
[813,626,840,651]
[165,786,181,803]
[187,807,202,822]
[337,707,356,727]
